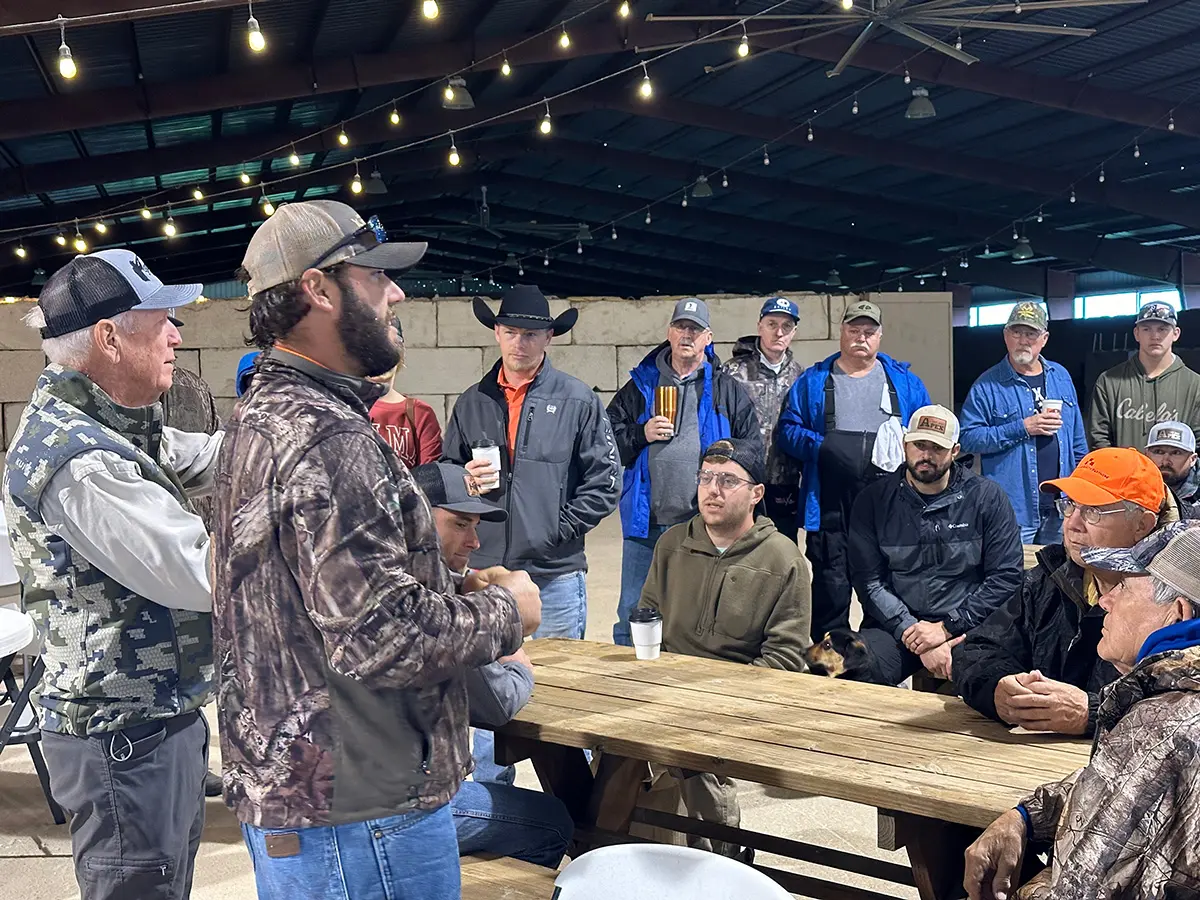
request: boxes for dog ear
[851,638,867,652]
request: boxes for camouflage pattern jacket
[4,365,214,735]
[161,366,221,532]
[1016,645,1200,899]
[721,336,803,487]
[213,349,523,829]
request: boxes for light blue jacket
[959,356,1088,530]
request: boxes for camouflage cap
[842,299,881,325]
[1082,521,1200,602]
[1004,301,1048,333]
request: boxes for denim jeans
[473,570,587,785]
[452,780,573,868]
[241,804,459,900]
[614,525,671,646]
[1020,508,1063,546]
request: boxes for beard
[1010,347,1035,366]
[337,281,401,378]
[906,457,953,485]
[1160,466,1188,488]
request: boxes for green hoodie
[638,515,811,671]
[1087,355,1200,452]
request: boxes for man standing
[1146,421,1200,516]
[442,285,619,643]
[954,448,1164,735]
[777,299,931,642]
[848,406,1023,685]
[722,297,805,541]
[4,250,221,900]
[1088,300,1200,452]
[608,298,760,646]
[215,201,541,900]
[638,438,811,859]
[960,302,1088,545]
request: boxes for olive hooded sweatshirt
[1087,355,1200,452]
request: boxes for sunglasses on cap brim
[307,215,389,271]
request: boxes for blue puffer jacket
[958,356,1088,531]
[776,352,932,532]
[607,343,760,539]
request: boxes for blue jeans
[241,804,458,900]
[452,780,573,868]
[473,570,587,785]
[1020,508,1063,545]
[614,525,671,646]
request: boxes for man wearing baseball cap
[1088,300,1200,452]
[955,447,1166,735]
[4,249,222,898]
[213,200,542,899]
[722,297,806,540]
[411,462,573,869]
[778,298,932,642]
[960,301,1088,545]
[608,298,760,646]
[1146,420,1200,517]
[847,406,1021,685]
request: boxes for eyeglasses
[670,321,707,336]
[697,469,756,491]
[762,320,797,335]
[307,215,388,271]
[843,324,879,339]
[1055,497,1127,525]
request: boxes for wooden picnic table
[495,638,1090,900]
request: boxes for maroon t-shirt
[369,397,443,470]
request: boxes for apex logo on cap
[129,257,153,283]
[918,416,947,434]
[1161,429,1184,443]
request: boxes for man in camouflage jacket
[4,250,219,900]
[722,298,804,540]
[218,200,540,900]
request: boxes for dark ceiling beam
[0,19,693,141]
[1000,0,1186,67]
[0,0,273,32]
[746,30,1200,138]
[613,95,1200,231]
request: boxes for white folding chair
[552,844,793,899]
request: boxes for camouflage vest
[3,365,213,736]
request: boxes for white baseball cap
[904,404,960,449]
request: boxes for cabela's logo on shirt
[1115,398,1180,423]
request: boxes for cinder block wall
[0,291,953,454]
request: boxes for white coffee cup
[629,609,663,660]
[1042,399,1063,415]
[471,441,502,492]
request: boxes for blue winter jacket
[607,344,760,539]
[776,352,932,532]
[958,356,1088,531]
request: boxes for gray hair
[1150,575,1200,619]
[24,305,141,368]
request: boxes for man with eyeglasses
[722,297,806,541]
[954,448,1165,736]
[778,299,931,643]
[960,302,1088,546]
[637,438,811,858]
[608,298,760,647]
[214,201,543,899]
[1146,421,1200,519]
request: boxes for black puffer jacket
[952,543,1119,735]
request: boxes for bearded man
[847,405,1023,685]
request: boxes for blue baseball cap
[760,297,800,321]
[236,351,261,397]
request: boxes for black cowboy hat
[472,284,578,336]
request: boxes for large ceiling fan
[649,0,1146,77]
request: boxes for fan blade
[887,21,979,64]
[647,12,863,20]
[912,15,1095,33]
[927,0,1143,12]
[827,21,877,77]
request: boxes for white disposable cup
[630,619,663,660]
[1042,399,1063,414]
[471,444,502,491]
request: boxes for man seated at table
[963,521,1200,900]
[638,438,811,859]
[847,405,1023,686]
[412,462,574,868]
[954,448,1165,736]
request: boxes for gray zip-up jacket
[443,356,621,578]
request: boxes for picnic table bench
[496,639,1089,900]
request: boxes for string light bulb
[1169,113,1176,131]
[390,106,401,126]
[140,203,152,220]
[639,63,652,99]
[841,0,854,8]
[762,146,770,166]
[852,94,859,115]
[619,0,631,17]
[350,164,363,194]
[247,6,266,53]
[289,147,300,166]
[500,55,511,77]
[517,263,524,276]
[57,20,77,80]
[645,210,652,225]
[1012,223,1019,240]
[1098,166,1105,183]
[163,215,177,238]
[337,125,349,146]
[94,221,107,234]
[443,81,455,102]
[576,240,583,255]
[1015,0,1021,11]
[954,32,962,51]
[260,192,274,216]
[192,187,204,201]
[73,228,87,253]
[681,192,688,207]
[54,232,67,247]
[611,224,618,240]
[423,0,439,19]
[721,171,728,189]
[14,243,26,259]
[1036,207,1044,223]
[448,133,460,166]
[1134,143,1140,159]
[941,265,948,277]
[737,22,749,58]
[903,67,911,85]
[807,123,814,142]
[240,171,252,185]
[559,25,571,49]
[539,100,552,135]
[1070,187,1077,203]
[543,252,550,267]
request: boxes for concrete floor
[0,515,918,900]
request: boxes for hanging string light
[1036,207,1044,223]
[903,67,911,85]
[1098,165,1106,183]
[1169,112,1176,132]
[841,0,854,8]
[807,123,814,141]
[645,209,652,225]
[559,25,571,49]
[163,209,177,237]
[260,191,275,216]
[57,18,77,80]
[576,240,583,255]
[639,62,653,99]
[681,192,688,207]
[140,202,152,220]
[500,55,512,77]
[1070,187,1077,203]
[192,187,204,201]
[941,265,948,277]
[517,262,524,276]
[954,32,963,51]
[350,162,363,194]
[390,106,401,126]
[721,171,729,189]
[619,0,631,17]
[737,22,750,58]
[611,224,618,240]
[240,171,252,185]
[72,224,87,253]
[1012,223,1019,241]
[538,100,552,135]
[448,133,461,166]
[289,146,301,166]
[1133,143,1141,159]
[762,146,770,166]
[94,220,108,234]
[422,0,439,19]
[337,125,349,146]
[14,243,27,259]
[247,2,266,52]
[543,251,550,266]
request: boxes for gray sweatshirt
[649,348,704,527]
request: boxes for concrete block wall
[0,290,953,453]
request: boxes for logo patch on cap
[1160,428,1185,443]
[1015,303,1039,320]
[129,257,153,282]
[775,299,790,309]
[917,416,947,434]
[685,301,697,312]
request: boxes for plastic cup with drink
[629,607,663,660]
[1041,398,1063,431]
[471,433,502,492]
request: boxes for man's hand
[499,646,533,673]
[492,569,542,637]
[1006,671,1089,735]
[462,565,511,593]
[1024,410,1062,437]
[919,639,959,681]
[964,808,1027,900]
[464,457,499,492]
[903,620,951,655]
[643,415,675,443]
